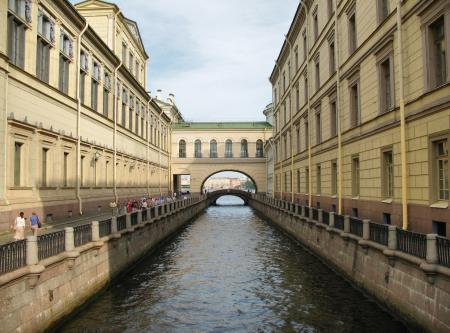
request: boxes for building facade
[171,122,272,194]
[0,0,173,230]
[271,0,450,235]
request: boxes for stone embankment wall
[249,197,450,333]
[0,199,206,333]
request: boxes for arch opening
[215,195,245,206]
[201,170,257,194]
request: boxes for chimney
[167,93,175,105]
[156,89,162,101]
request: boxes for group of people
[12,212,41,240]
[115,193,189,215]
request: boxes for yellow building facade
[271,0,450,234]
[0,0,172,230]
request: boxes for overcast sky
[76,0,298,121]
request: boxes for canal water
[59,196,410,333]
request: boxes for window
[122,43,127,63]
[129,95,134,131]
[121,89,127,127]
[105,161,110,187]
[103,72,111,117]
[382,149,394,198]
[350,81,360,127]
[129,52,134,73]
[210,140,218,158]
[256,140,264,158]
[304,75,308,103]
[303,31,307,60]
[331,161,337,195]
[304,116,309,148]
[329,41,336,75]
[296,125,300,153]
[296,169,301,193]
[352,156,360,197]
[283,135,287,159]
[36,8,54,83]
[352,208,359,217]
[194,140,202,158]
[432,221,447,237]
[379,57,394,112]
[59,53,70,94]
[80,155,85,187]
[7,2,27,69]
[241,139,248,158]
[316,165,321,194]
[328,0,334,19]
[383,213,391,225]
[305,167,310,193]
[179,140,186,158]
[14,142,22,186]
[330,100,337,137]
[91,61,100,111]
[296,84,300,111]
[313,10,319,41]
[63,152,69,187]
[41,148,48,187]
[136,60,140,80]
[429,16,447,88]
[141,113,145,138]
[283,71,286,92]
[225,139,233,158]
[348,13,357,54]
[295,47,299,71]
[316,110,321,144]
[434,139,449,201]
[315,60,320,91]
[378,0,390,23]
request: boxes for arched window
[194,139,202,158]
[256,139,264,158]
[241,139,248,158]
[225,139,233,158]
[179,140,186,158]
[210,140,217,158]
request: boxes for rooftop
[172,122,272,130]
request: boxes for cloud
[76,0,298,121]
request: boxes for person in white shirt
[13,212,26,240]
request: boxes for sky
[76,0,298,122]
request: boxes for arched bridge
[206,189,252,206]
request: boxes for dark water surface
[59,196,410,333]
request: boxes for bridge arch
[200,169,258,194]
[206,189,252,206]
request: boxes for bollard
[318,209,323,223]
[111,216,118,233]
[126,213,131,229]
[426,234,438,264]
[92,221,100,241]
[329,212,335,228]
[26,236,39,266]
[137,210,143,224]
[65,227,75,252]
[362,219,370,240]
[344,215,350,233]
[388,226,397,250]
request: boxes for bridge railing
[253,195,450,268]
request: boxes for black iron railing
[142,209,148,222]
[437,236,450,267]
[0,240,26,274]
[349,217,363,237]
[397,229,427,259]
[312,208,319,221]
[74,224,92,247]
[131,212,138,226]
[322,211,329,225]
[99,219,112,237]
[38,230,65,260]
[334,214,345,230]
[369,222,389,246]
[117,215,127,231]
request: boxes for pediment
[74,0,118,12]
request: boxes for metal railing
[437,236,450,267]
[74,224,92,247]
[38,230,65,260]
[349,217,363,237]
[0,240,26,274]
[334,214,344,230]
[142,209,148,222]
[312,208,319,221]
[131,212,138,226]
[322,211,329,225]
[99,219,112,237]
[369,222,389,246]
[397,229,427,259]
[117,215,127,231]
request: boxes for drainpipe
[274,60,282,200]
[333,0,343,215]
[396,0,408,229]
[75,22,89,216]
[284,34,295,203]
[300,1,312,208]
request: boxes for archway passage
[201,171,257,194]
[206,189,252,206]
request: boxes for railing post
[155,206,159,218]
[318,209,323,223]
[126,213,131,229]
[65,227,75,252]
[426,234,438,264]
[137,210,143,224]
[26,236,39,265]
[309,207,313,220]
[295,204,299,215]
[388,226,397,250]
[301,205,306,217]
[147,208,151,220]
[344,215,350,233]
[92,221,100,241]
[111,216,118,233]
[329,212,335,228]
[362,219,370,240]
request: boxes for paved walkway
[0,211,114,245]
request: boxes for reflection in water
[59,202,410,333]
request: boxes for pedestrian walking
[13,212,26,240]
[29,212,40,236]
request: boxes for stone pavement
[0,210,114,245]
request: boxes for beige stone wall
[271,0,450,233]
